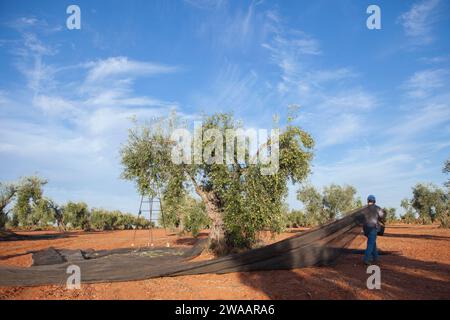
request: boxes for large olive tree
[120,112,314,253]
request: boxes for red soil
[0,224,449,300]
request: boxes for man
[362,195,385,265]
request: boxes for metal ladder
[132,193,168,247]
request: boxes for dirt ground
[0,224,449,300]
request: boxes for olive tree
[444,159,450,189]
[383,207,398,224]
[120,112,314,253]
[47,199,65,231]
[62,201,90,230]
[400,198,416,224]
[322,184,360,219]
[411,183,448,225]
[297,183,361,226]
[0,182,17,230]
[297,185,328,226]
[12,176,48,227]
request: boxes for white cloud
[402,68,448,98]
[85,56,178,82]
[319,113,362,148]
[8,32,58,95]
[1,25,182,212]
[84,88,178,108]
[183,0,225,10]
[398,0,441,45]
[32,95,78,117]
[0,91,10,106]
[388,103,450,137]
[258,10,377,151]
[321,88,377,112]
[419,55,450,64]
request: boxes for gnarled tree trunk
[190,178,227,254]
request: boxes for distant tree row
[397,160,449,228]
[400,183,449,228]
[284,183,362,228]
[0,176,151,231]
[286,159,449,229]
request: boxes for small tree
[285,210,307,228]
[31,198,55,228]
[383,207,398,224]
[47,199,65,231]
[297,185,328,226]
[12,176,48,227]
[400,198,416,224]
[182,198,209,237]
[62,201,90,230]
[322,184,360,220]
[297,183,361,226]
[444,159,450,188]
[411,183,447,225]
[0,182,17,230]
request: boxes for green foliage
[90,209,119,230]
[90,208,153,231]
[120,111,315,252]
[31,198,55,227]
[162,192,210,236]
[285,210,307,228]
[2,176,156,231]
[444,159,450,189]
[383,207,398,224]
[12,176,48,227]
[322,184,360,219]
[0,182,17,229]
[182,198,210,237]
[411,183,448,225]
[297,183,361,227]
[297,185,328,227]
[47,199,65,231]
[161,174,189,229]
[400,198,417,224]
[62,201,90,230]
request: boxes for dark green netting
[0,207,366,287]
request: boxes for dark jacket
[362,204,385,234]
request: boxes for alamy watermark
[366,265,381,290]
[170,122,280,175]
[66,5,81,30]
[66,264,81,289]
[366,5,381,30]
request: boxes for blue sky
[0,0,449,214]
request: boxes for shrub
[285,210,307,228]
[12,176,47,227]
[383,207,398,224]
[62,201,90,230]
[182,199,209,237]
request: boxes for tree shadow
[174,237,198,246]
[0,252,31,261]
[237,241,450,299]
[0,231,74,242]
[380,233,450,241]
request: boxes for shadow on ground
[237,236,450,299]
[380,233,450,241]
[0,231,74,242]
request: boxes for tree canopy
[120,112,314,252]
[297,183,361,226]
